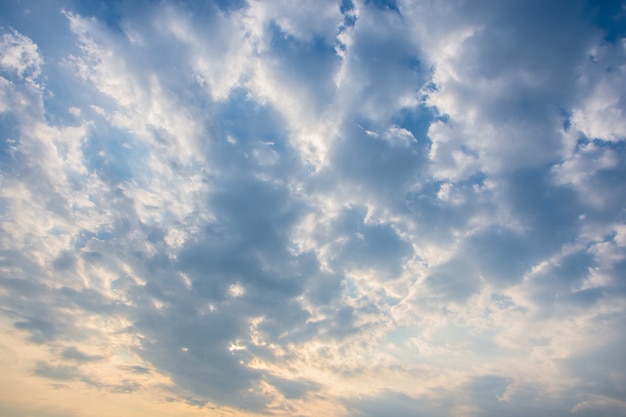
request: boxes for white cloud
[0,30,42,80]
[572,40,626,142]
[1,1,626,416]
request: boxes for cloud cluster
[1,0,626,416]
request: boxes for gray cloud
[1,1,625,416]
[61,347,104,363]
[33,362,79,381]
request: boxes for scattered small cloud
[1,1,625,416]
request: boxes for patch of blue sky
[365,0,401,14]
[82,124,146,184]
[591,137,626,151]
[558,107,574,132]
[266,21,342,107]
[342,13,357,30]
[73,229,97,249]
[339,0,357,28]
[353,106,433,155]
[340,0,355,14]
[584,0,626,42]
[215,88,288,150]
[352,52,432,133]
[0,114,19,162]
[0,0,80,59]
[391,105,437,144]
[201,0,248,13]
[64,0,128,36]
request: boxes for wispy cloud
[1,0,625,416]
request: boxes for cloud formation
[1,0,626,416]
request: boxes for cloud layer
[1,0,626,416]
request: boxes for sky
[1,0,626,416]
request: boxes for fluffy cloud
[1,0,625,416]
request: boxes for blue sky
[1,0,626,416]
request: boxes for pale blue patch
[215,88,288,151]
[365,0,400,14]
[83,125,146,184]
[584,0,626,43]
[0,114,19,163]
